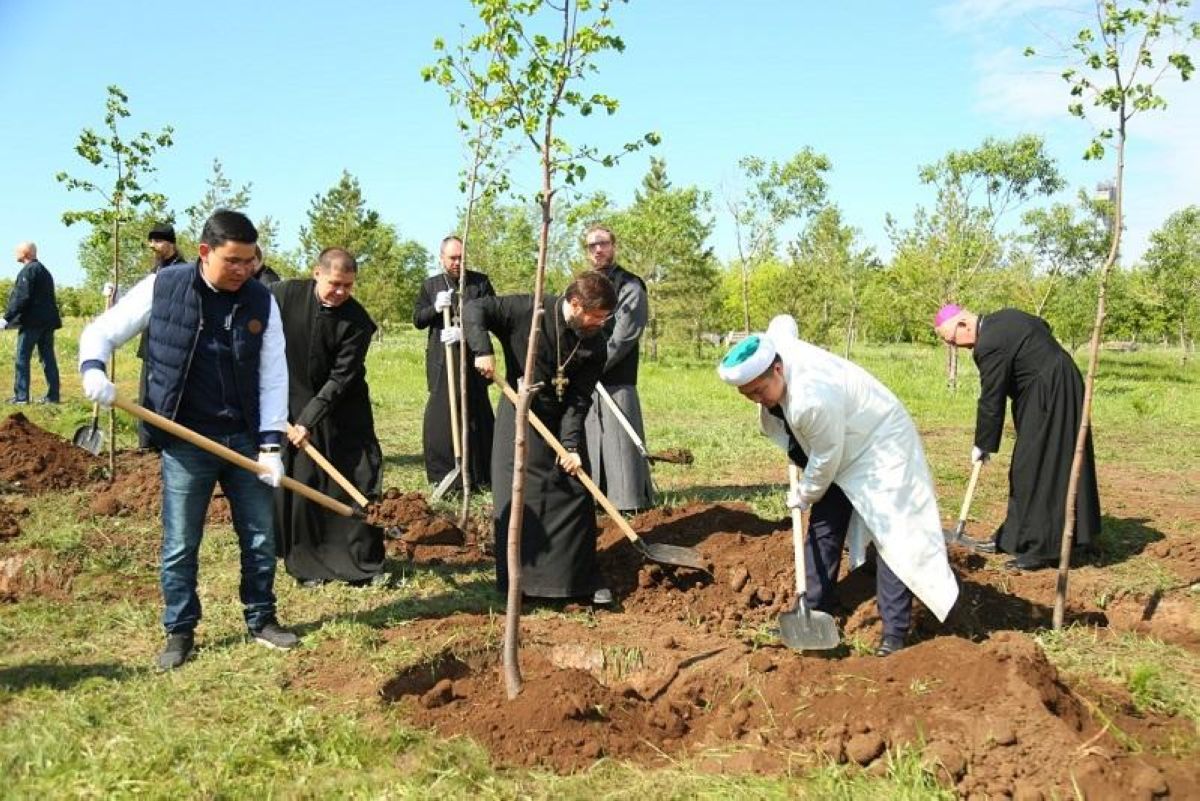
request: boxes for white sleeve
[792,390,847,506]
[257,295,288,436]
[78,274,156,368]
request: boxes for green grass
[2,322,1198,797]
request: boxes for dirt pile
[88,450,232,523]
[0,549,77,603]
[375,615,1194,797]
[370,488,464,546]
[0,413,100,491]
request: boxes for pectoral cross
[552,368,570,401]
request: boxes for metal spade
[778,464,840,651]
[72,402,104,455]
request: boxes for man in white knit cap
[718,316,957,655]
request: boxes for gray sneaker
[251,621,299,651]
[157,632,194,671]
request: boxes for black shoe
[5,397,29,406]
[875,634,906,657]
[157,632,194,671]
[297,578,328,589]
[592,587,614,605]
[1004,553,1055,572]
[250,621,299,650]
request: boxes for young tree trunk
[1053,135,1125,629]
[109,212,120,477]
[945,342,958,392]
[740,258,751,334]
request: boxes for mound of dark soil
[0,413,100,491]
[87,450,232,523]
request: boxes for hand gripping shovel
[113,397,362,521]
[431,306,463,501]
[778,464,840,651]
[494,378,707,573]
[72,402,104,455]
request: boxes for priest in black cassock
[935,306,1101,571]
[464,271,617,602]
[413,235,496,490]
[272,247,385,586]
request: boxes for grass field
[1,321,1197,799]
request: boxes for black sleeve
[295,321,374,430]
[413,279,439,329]
[973,340,1010,453]
[4,264,33,322]
[464,294,526,357]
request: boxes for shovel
[289,425,371,509]
[494,377,707,573]
[72,402,104,455]
[595,383,693,466]
[113,397,362,521]
[593,382,657,497]
[778,464,840,651]
[431,306,463,501]
[944,460,989,548]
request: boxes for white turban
[766,314,798,342]
[717,334,776,386]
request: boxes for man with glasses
[581,224,654,513]
[414,235,496,491]
[465,271,617,605]
[79,210,299,670]
[934,305,1100,571]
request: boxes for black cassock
[974,308,1101,561]
[464,294,606,598]
[271,279,384,583]
[413,270,496,488]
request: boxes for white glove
[0,318,7,330]
[257,449,284,487]
[785,486,810,512]
[439,326,462,345]
[82,368,117,407]
[971,446,991,465]
[434,290,453,312]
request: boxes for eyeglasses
[585,240,612,250]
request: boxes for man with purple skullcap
[934,306,1100,571]
[719,317,959,656]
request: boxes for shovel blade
[634,540,708,573]
[72,424,104,456]
[778,601,840,651]
[430,464,461,502]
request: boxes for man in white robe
[718,316,958,655]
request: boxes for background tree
[425,0,655,699]
[1142,205,1200,358]
[298,171,429,324]
[724,149,830,333]
[185,158,290,273]
[607,157,718,357]
[1029,0,1199,628]
[55,84,173,472]
[1019,190,1111,315]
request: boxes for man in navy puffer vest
[79,210,298,671]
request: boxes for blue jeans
[13,327,60,402]
[160,432,277,634]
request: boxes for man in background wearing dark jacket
[3,242,62,404]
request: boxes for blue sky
[2,0,1196,286]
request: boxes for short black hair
[200,209,258,248]
[564,271,617,311]
[317,247,358,273]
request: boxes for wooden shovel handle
[493,378,641,546]
[443,307,462,460]
[958,459,983,524]
[291,426,370,507]
[113,397,358,519]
